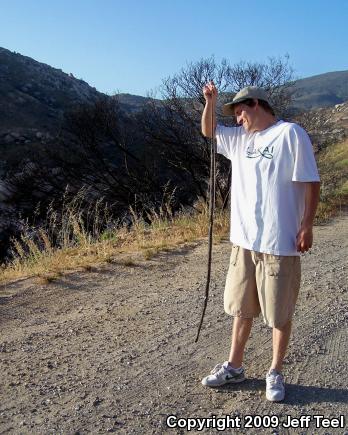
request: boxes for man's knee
[273,319,292,332]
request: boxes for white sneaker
[201,361,245,387]
[266,369,285,401]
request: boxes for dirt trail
[0,213,347,434]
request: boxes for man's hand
[296,224,313,253]
[201,81,218,137]
[203,81,218,104]
[296,182,320,253]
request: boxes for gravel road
[0,213,347,434]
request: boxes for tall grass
[0,192,229,284]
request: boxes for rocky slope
[296,101,348,151]
[0,47,104,149]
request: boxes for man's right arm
[201,81,217,138]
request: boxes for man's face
[233,101,258,132]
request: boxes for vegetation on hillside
[316,139,348,219]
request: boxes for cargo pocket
[265,257,290,277]
[230,245,240,266]
[265,261,281,277]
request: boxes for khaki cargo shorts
[224,244,301,328]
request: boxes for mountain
[116,93,152,112]
[0,47,162,157]
[291,71,348,110]
[0,47,105,139]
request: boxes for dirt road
[0,213,347,434]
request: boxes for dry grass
[0,197,229,284]
[121,258,136,267]
[35,273,61,285]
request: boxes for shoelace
[267,374,283,387]
[211,363,243,376]
[211,363,224,375]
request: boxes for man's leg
[202,245,258,387]
[225,247,258,368]
[228,317,253,368]
[201,316,251,387]
[265,319,292,401]
[259,254,301,400]
[270,319,292,372]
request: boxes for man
[200,83,320,401]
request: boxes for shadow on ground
[215,378,348,405]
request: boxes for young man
[200,83,321,401]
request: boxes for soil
[0,212,347,434]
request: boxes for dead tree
[140,55,295,209]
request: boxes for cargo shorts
[224,244,301,328]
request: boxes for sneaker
[201,361,245,387]
[266,369,285,401]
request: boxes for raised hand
[203,80,218,104]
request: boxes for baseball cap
[223,86,272,116]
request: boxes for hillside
[0,47,160,167]
[296,101,348,149]
[292,70,348,110]
[116,93,152,113]
[0,47,105,146]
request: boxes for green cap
[223,86,272,116]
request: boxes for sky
[1,0,347,97]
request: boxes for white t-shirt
[215,120,320,256]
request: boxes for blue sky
[1,0,347,96]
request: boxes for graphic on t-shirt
[246,144,274,159]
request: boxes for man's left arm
[296,182,321,253]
